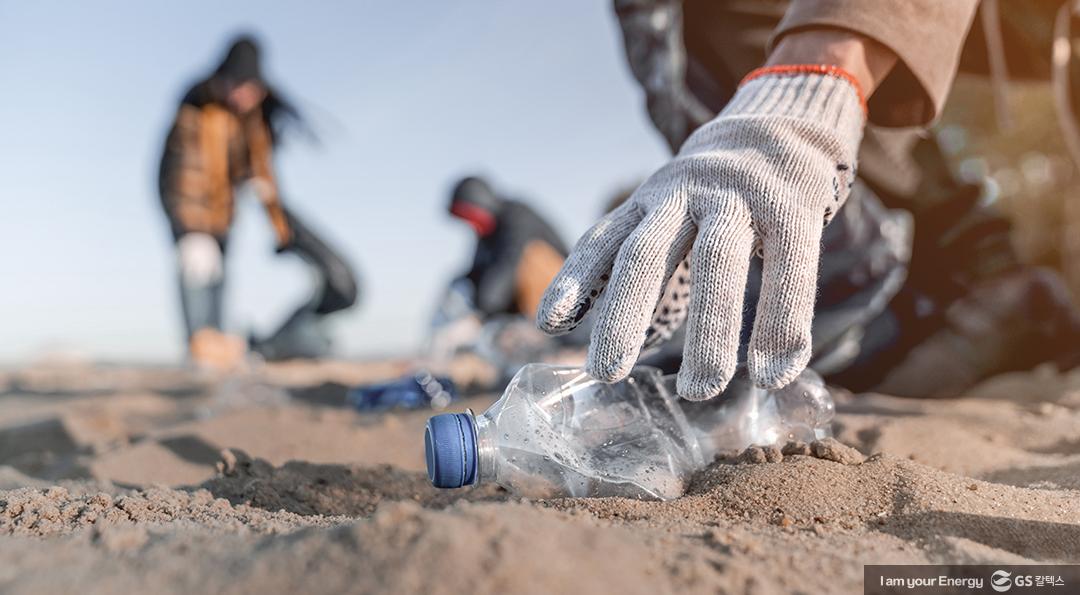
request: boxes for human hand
[177,232,224,286]
[537,67,865,399]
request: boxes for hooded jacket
[450,178,568,318]
[158,37,292,247]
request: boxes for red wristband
[740,64,868,115]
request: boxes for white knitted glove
[177,232,224,286]
[537,68,866,400]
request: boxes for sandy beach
[0,356,1077,594]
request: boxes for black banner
[865,565,1080,594]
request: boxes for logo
[991,570,1013,593]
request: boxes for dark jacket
[466,200,568,317]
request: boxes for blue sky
[0,1,669,363]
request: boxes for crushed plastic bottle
[348,371,456,412]
[424,364,833,500]
[674,369,834,458]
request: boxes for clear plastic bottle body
[474,365,702,500]
[433,364,835,501]
[675,369,834,456]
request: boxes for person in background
[537,0,1080,400]
[448,176,568,321]
[158,35,358,370]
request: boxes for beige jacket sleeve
[773,0,980,127]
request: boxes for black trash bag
[285,206,359,315]
[250,206,360,360]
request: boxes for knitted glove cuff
[724,65,866,150]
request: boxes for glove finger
[640,255,692,355]
[748,213,823,389]
[587,202,694,382]
[536,200,642,335]
[676,205,755,401]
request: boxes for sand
[0,357,1077,594]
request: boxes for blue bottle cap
[424,412,478,488]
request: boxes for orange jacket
[159,102,291,247]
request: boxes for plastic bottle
[348,371,456,412]
[424,364,833,500]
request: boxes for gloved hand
[537,67,866,400]
[177,232,224,287]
